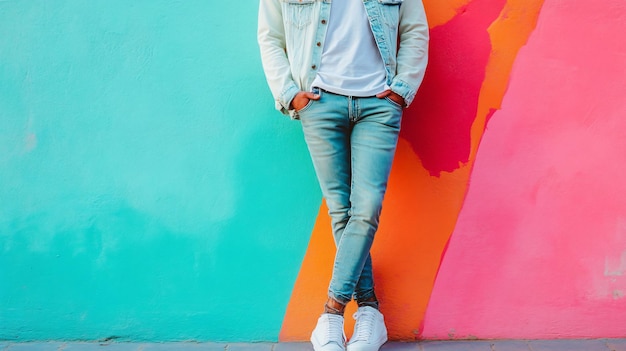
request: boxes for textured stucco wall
[1,0,625,343]
[421,0,626,339]
[0,0,322,342]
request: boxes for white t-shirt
[310,0,388,97]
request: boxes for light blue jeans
[298,88,403,305]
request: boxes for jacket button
[312,65,317,69]
[316,42,321,47]
[321,19,327,24]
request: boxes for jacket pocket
[282,0,316,29]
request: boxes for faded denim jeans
[298,88,403,305]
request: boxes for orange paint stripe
[470,0,546,159]
[423,0,472,28]
[368,140,472,340]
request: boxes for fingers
[376,90,392,98]
[291,91,320,111]
[303,91,320,100]
[378,90,406,107]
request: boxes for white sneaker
[346,306,388,351]
[311,313,347,351]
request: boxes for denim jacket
[258,0,429,118]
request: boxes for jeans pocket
[295,88,322,119]
[384,96,404,109]
[297,99,314,113]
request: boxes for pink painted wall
[422,0,626,339]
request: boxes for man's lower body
[298,89,402,351]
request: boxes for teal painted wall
[0,0,322,342]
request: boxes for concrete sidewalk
[2,340,626,351]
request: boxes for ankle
[357,296,379,310]
[324,297,346,316]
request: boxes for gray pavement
[1,340,626,351]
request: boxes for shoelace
[324,315,345,344]
[351,309,375,342]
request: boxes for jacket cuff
[390,78,417,107]
[276,83,301,115]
